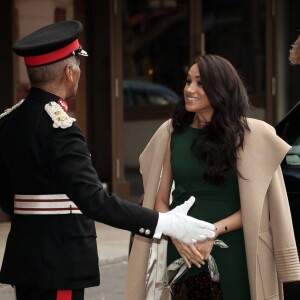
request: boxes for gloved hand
[154,196,215,244]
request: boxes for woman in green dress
[125,54,300,300]
[154,55,251,299]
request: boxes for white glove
[153,196,215,244]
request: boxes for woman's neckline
[188,126,204,130]
[191,118,211,129]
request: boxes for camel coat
[125,118,300,300]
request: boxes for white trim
[14,194,83,215]
[14,209,83,215]
[15,194,69,200]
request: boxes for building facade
[1,0,300,220]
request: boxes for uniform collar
[27,87,61,104]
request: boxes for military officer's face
[66,59,81,99]
[72,62,81,96]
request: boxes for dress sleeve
[0,155,14,216]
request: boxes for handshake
[154,196,216,244]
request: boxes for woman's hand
[193,238,215,260]
[171,237,206,268]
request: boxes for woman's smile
[185,97,200,102]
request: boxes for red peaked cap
[12,20,88,67]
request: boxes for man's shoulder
[44,101,76,129]
[0,99,25,120]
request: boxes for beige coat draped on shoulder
[125,118,300,300]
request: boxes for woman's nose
[186,82,196,93]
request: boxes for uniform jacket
[125,118,300,300]
[0,87,158,289]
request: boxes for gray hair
[27,56,80,85]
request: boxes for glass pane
[203,0,266,108]
[122,0,189,112]
[122,0,190,198]
[286,141,300,166]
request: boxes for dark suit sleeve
[51,124,158,238]
[0,155,14,216]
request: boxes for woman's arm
[214,210,242,237]
[172,210,242,267]
[193,210,242,260]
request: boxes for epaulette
[45,101,76,129]
[0,99,25,120]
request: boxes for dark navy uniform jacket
[0,87,158,289]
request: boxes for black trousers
[15,287,84,300]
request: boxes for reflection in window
[203,0,266,107]
[123,79,180,106]
[286,137,300,166]
[123,0,189,104]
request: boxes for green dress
[167,127,251,299]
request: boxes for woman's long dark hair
[172,55,250,185]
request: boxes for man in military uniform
[0,21,215,300]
